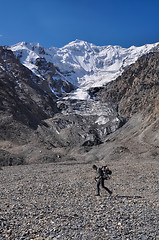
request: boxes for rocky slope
[0,47,59,127]
[94,50,159,119]
[0,47,58,165]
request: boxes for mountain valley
[0,40,159,239]
[0,41,158,166]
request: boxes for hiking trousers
[97,177,111,195]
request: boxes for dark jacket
[95,168,103,180]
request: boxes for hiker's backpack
[101,166,112,180]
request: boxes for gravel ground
[0,158,158,240]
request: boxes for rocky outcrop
[153,96,159,119]
[35,57,75,97]
[94,51,159,119]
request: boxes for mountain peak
[62,39,93,49]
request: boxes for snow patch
[95,116,109,125]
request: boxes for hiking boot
[109,191,112,196]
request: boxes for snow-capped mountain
[9,40,159,99]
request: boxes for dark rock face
[94,51,159,119]
[34,57,75,97]
[0,47,58,129]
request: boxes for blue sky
[0,0,159,48]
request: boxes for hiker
[92,164,112,196]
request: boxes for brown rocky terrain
[0,141,158,239]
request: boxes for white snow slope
[9,40,159,100]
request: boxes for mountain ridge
[8,40,159,99]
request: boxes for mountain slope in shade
[0,46,58,129]
[94,51,159,119]
[9,40,159,99]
